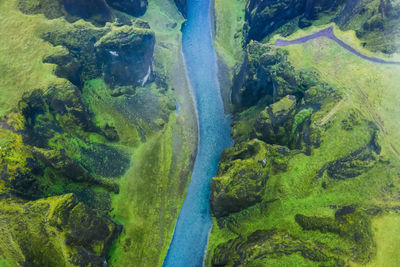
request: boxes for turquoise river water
[163,0,232,266]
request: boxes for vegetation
[208,1,400,265]
[0,0,196,266]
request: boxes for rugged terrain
[208,0,400,266]
[0,0,196,266]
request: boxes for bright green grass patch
[367,214,400,267]
[0,0,65,117]
[108,113,192,266]
[82,79,142,147]
[0,259,14,267]
[213,0,245,68]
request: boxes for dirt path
[275,26,400,65]
[317,97,347,126]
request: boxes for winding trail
[274,26,400,65]
[162,0,232,266]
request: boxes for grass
[0,0,197,265]
[366,214,400,267]
[206,24,400,265]
[0,0,64,118]
[213,0,245,68]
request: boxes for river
[162,0,232,266]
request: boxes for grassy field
[366,214,400,267]
[0,0,65,117]
[206,24,400,265]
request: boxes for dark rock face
[174,0,187,17]
[210,140,289,217]
[42,22,155,90]
[244,0,345,41]
[245,0,307,41]
[232,42,302,109]
[245,0,400,53]
[61,0,112,24]
[106,0,148,17]
[304,0,344,20]
[95,25,155,88]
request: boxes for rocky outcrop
[245,0,307,41]
[295,206,376,263]
[316,133,381,182]
[336,0,400,53]
[232,42,302,109]
[106,0,148,17]
[0,194,121,266]
[95,24,155,89]
[211,229,345,266]
[210,140,289,217]
[254,95,297,145]
[42,21,155,90]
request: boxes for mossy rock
[211,229,345,266]
[0,194,121,266]
[295,206,376,263]
[254,95,297,146]
[210,139,290,217]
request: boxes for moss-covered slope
[208,1,400,265]
[0,0,196,266]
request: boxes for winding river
[163,0,232,266]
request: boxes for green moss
[208,23,400,265]
[0,0,65,117]
[0,194,120,266]
[291,108,313,136]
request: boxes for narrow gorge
[1,0,400,266]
